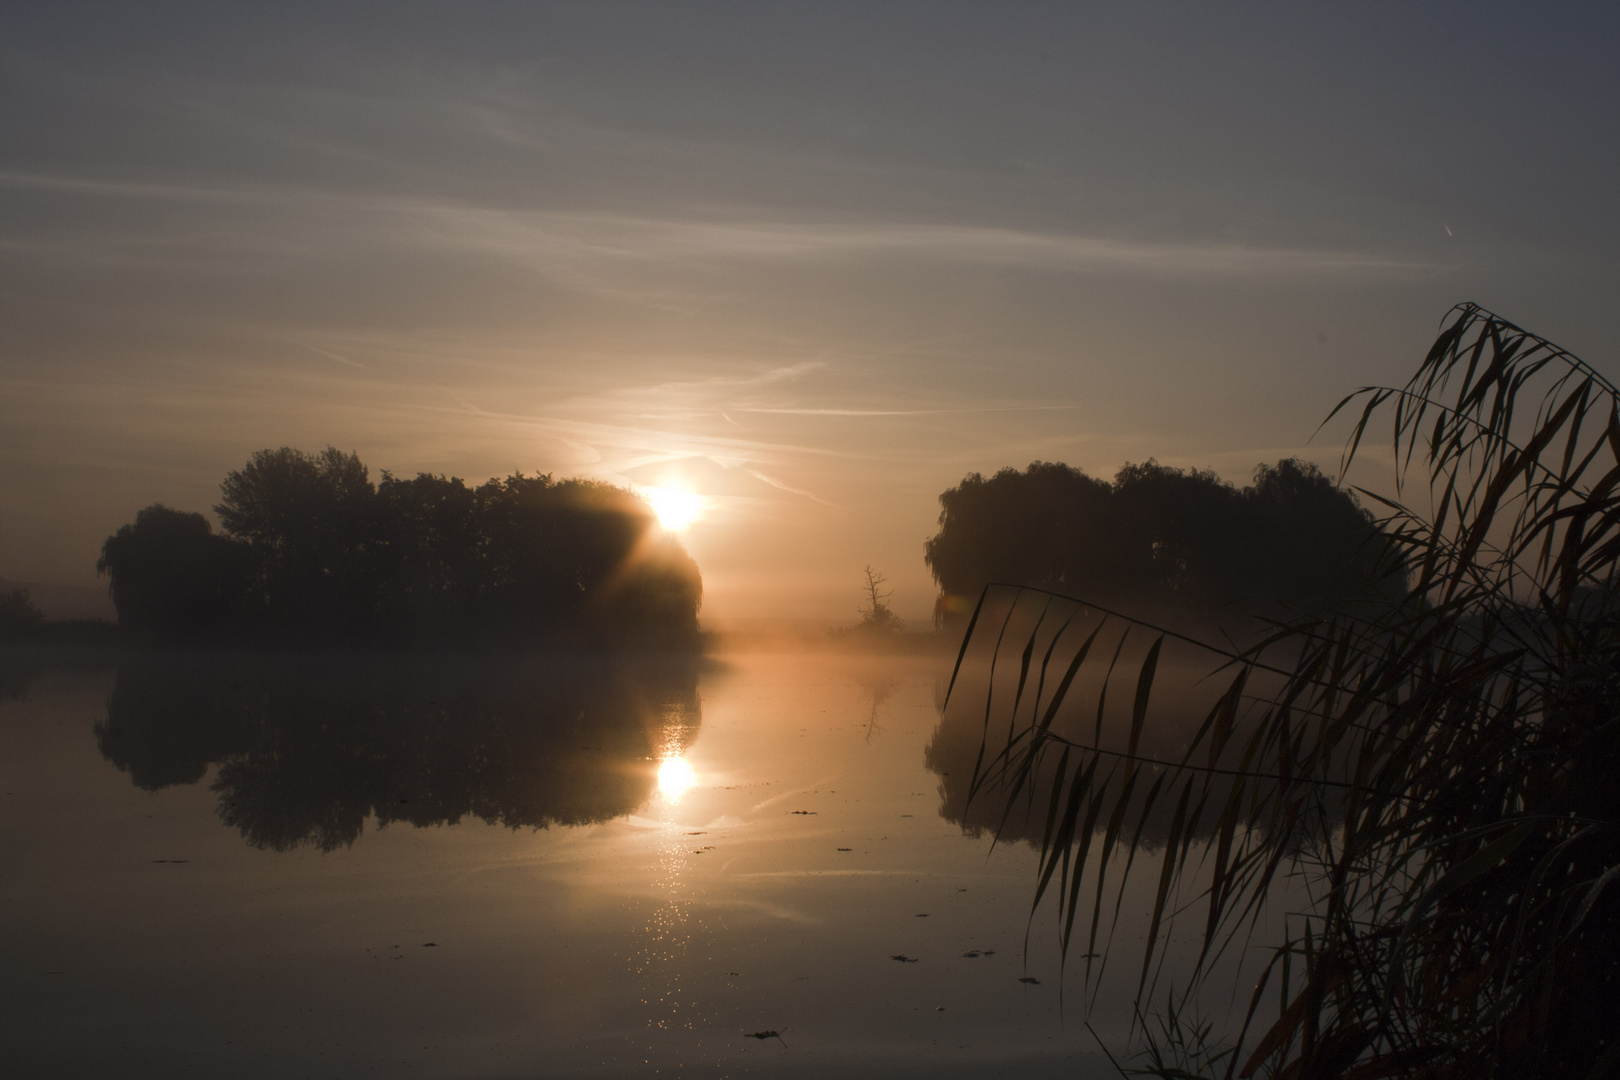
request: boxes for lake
[1,646,1242,1078]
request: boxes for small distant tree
[0,585,45,640]
[98,506,250,641]
[857,566,904,634]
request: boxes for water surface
[2,648,1191,1078]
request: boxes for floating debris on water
[1018,976,1041,985]
[890,954,918,963]
[744,1029,788,1046]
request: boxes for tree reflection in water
[924,611,1317,850]
[96,651,701,850]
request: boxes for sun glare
[645,485,703,532]
[657,755,696,801]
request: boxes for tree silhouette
[99,447,703,648]
[926,457,1394,631]
[216,447,378,640]
[0,584,45,641]
[97,505,250,640]
[856,565,903,634]
[925,461,1114,609]
[372,470,482,639]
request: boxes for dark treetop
[97,447,702,649]
[925,457,1398,631]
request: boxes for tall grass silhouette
[947,304,1620,1077]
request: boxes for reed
[949,304,1620,1077]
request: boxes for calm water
[2,647,1228,1078]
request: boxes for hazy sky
[4,3,1618,621]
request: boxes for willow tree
[949,305,1620,1078]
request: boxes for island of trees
[926,456,1396,630]
[97,447,702,650]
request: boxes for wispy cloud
[434,397,854,472]
[0,168,1439,280]
[737,404,1082,417]
[415,206,1440,279]
[744,469,839,508]
[300,344,370,370]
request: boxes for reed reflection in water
[924,597,1302,850]
[96,650,702,850]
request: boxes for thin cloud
[744,470,840,508]
[741,408,921,417]
[435,398,855,466]
[738,404,1083,416]
[418,206,1440,278]
[301,344,370,370]
[0,169,1438,280]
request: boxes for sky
[3,2,1618,623]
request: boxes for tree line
[926,456,1398,629]
[97,447,702,649]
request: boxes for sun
[644,484,704,532]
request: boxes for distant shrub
[0,584,46,640]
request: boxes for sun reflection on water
[631,711,708,1032]
[657,755,696,802]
